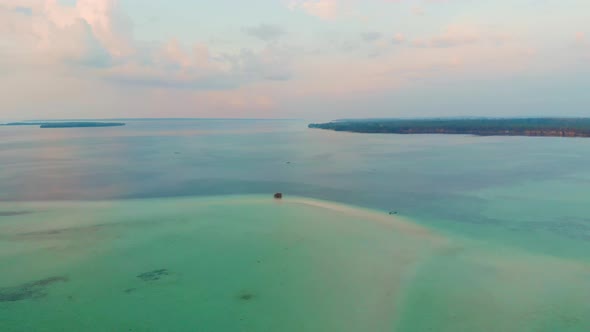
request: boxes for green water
[1,196,589,331]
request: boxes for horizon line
[4,117,305,122]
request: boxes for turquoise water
[1,120,590,330]
[1,196,589,331]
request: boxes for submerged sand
[0,196,589,331]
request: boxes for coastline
[309,118,590,138]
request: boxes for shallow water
[1,120,590,330]
[1,196,588,331]
[2,120,590,258]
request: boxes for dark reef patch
[237,292,255,301]
[0,211,31,217]
[0,276,69,302]
[137,269,169,281]
[18,224,107,238]
[25,229,64,236]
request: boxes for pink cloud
[412,25,480,48]
[285,0,449,20]
[287,0,339,20]
[188,90,276,113]
[576,32,587,45]
[74,0,133,57]
[0,0,293,91]
[392,33,406,44]
[41,0,133,57]
[411,6,425,16]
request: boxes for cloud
[411,6,425,16]
[4,0,582,120]
[234,46,294,81]
[412,25,480,48]
[243,24,286,42]
[287,0,338,20]
[410,25,513,49]
[101,39,234,89]
[0,1,115,68]
[74,0,133,57]
[104,65,239,90]
[0,0,294,91]
[103,41,293,90]
[193,90,276,113]
[361,31,382,42]
[576,32,587,46]
[41,0,133,57]
[13,6,32,15]
[285,0,448,20]
[392,33,406,44]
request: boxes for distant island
[309,118,590,138]
[2,122,125,128]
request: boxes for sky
[0,0,589,120]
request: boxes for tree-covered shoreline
[309,118,590,137]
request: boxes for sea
[1,119,589,331]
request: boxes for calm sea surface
[1,119,589,331]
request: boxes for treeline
[308,118,590,137]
